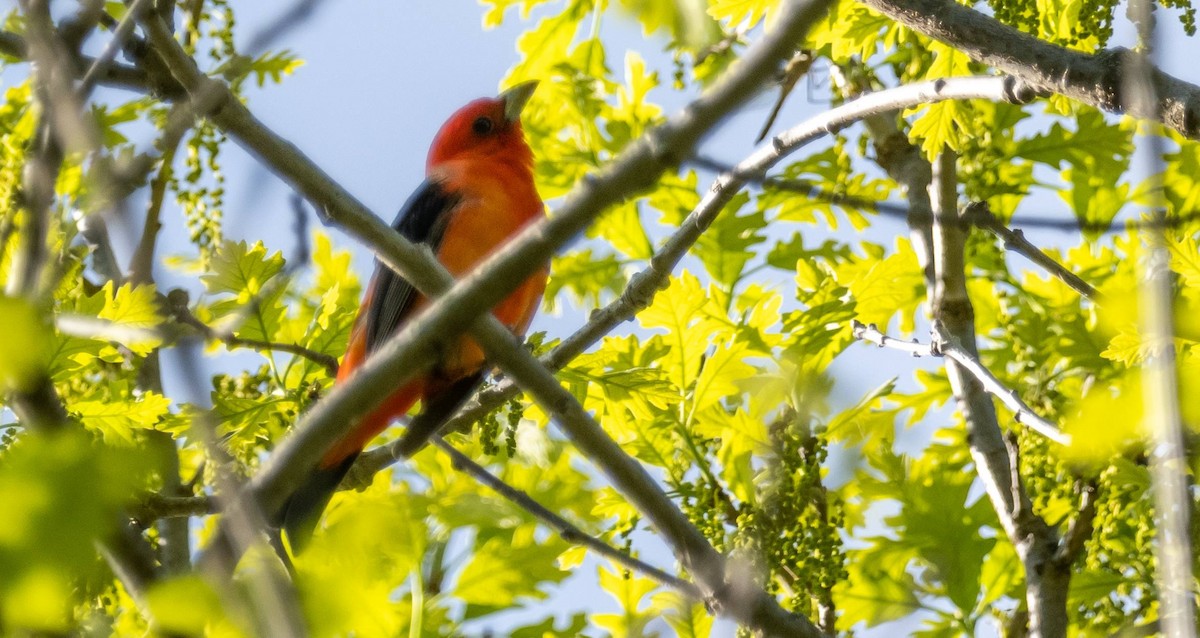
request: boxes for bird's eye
[472,117,494,135]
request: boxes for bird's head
[426,81,538,172]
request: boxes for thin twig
[77,0,155,98]
[429,437,703,599]
[127,111,190,285]
[963,202,1099,300]
[932,323,1071,446]
[243,0,325,56]
[850,320,1071,445]
[690,154,1200,234]
[166,296,339,377]
[1053,481,1098,567]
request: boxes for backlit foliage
[0,0,1198,636]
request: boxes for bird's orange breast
[420,158,546,374]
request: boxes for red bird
[282,82,546,547]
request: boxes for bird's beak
[500,80,538,123]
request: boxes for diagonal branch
[77,0,155,98]
[850,320,1070,444]
[139,3,835,635]
[857,0,1200,139]
[963,202,1099,300]
[427,436,703,599]
[165,295,340,377]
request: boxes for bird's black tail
[279,453,359,553]
[280,371,482,552]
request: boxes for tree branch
[164,293,340,377]
[963,202,1099,300]
[141,3,835,634]
[857,0,1200,139]
[926,147,1067,638]
[77,0,155,98]
[829,62,936,290]
[1124,0,1198,630]
[850,320,1070,444]
[427,437,703,599]
[132,493,217,521]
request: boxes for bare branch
[165,294,340,377]
[858,0,1200,139]
[850,320,1071,445]
[78,0,155,98]
[427,437,703,599]
[132,493,217,521]
[244,0,325,56]
[127,123,187,285]
[963,202,1099,300]
[2,26,177,99]
[932,323,1071,446]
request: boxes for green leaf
[480,0,558,28]
[507,0,594,82]
[836,543,921,629]
[694,406,767,502]
[510,613,591,638]
[1016,109,1132,176]
[653,590,712,638]
[456,536,570,610]
[825,378,897,454]
[246,50,304,87]
[146,576,230,636]
[588,200,654,260]
[72,392,171,444]
[546,249,625,311]
[906,100,968,159]
[978,540,1022,608]
[617,0,719,49]
[0,432,152,630]
[97,282,165,355]
[810,1,893,60]
[708,0,780,29]
[592,566,659,637]
[838,240,925,332]
[201,240,286,298]
[693,192,762,287]
[692,340,756,410]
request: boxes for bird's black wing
[364,179,459,352]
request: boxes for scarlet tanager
[281,82,546,547]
